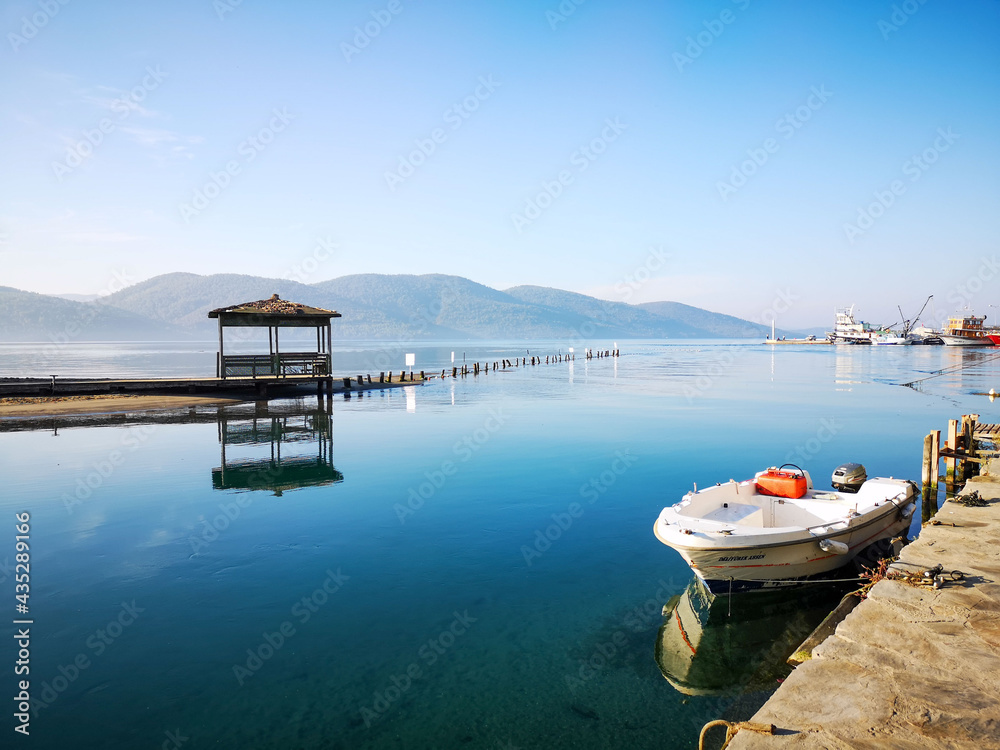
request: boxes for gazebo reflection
[212,403,343,494]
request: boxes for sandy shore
[0,378,426,419]
[0,393,251,418]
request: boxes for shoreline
[0,380,424,419]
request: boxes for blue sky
[1,0,998,328]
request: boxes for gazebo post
[274,325,280,377]
[218,316,225,379]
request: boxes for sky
[1,0,998,328]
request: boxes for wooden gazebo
[208,294,340,380]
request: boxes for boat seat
[702,503,765,526]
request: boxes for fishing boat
[653,464,917,594]
[827,306,873,344]
[940,314,991,346]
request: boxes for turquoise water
[2,341,998,749]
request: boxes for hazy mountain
[0,286,182,342]
[637,301,774,338]
[53,293,101,303]
[505,286,705,338]
[0,273,794,342]
[97,272,321,329]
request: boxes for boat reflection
[654,576,849,696]
[212,403,343,494]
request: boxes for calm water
[1,340,998,749]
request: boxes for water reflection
[213,402,342,494]
[654,577,849,696]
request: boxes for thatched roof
[208,294,341,319]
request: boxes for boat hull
[654,477,918,593]
[871,336,912,346]
[940,335,992,347]
[662,505,912,593]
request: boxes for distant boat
[827,306,874,344]
[870,332,912,346]
[653,465,918,594]
[908,325,943,345]
[940,314,992,346]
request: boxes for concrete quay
[729,463,1000,750]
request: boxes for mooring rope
[901,350,1000,388]
[699,719,775,750]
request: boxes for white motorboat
[870,332,912,345]
[653,465,917,593]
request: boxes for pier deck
[0,374,423,398]
[729,462,1000,749]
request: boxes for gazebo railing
[220,353,330,379]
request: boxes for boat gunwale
[653,497,914,554]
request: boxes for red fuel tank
[756,468,808,499]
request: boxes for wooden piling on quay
[945,419,959,486]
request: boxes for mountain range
[0,273,800,342]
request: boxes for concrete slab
[728,463,1000,750]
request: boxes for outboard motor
[832,462,866,493]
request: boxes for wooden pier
[0,348,620,419]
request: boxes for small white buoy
[990,388,996,402]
